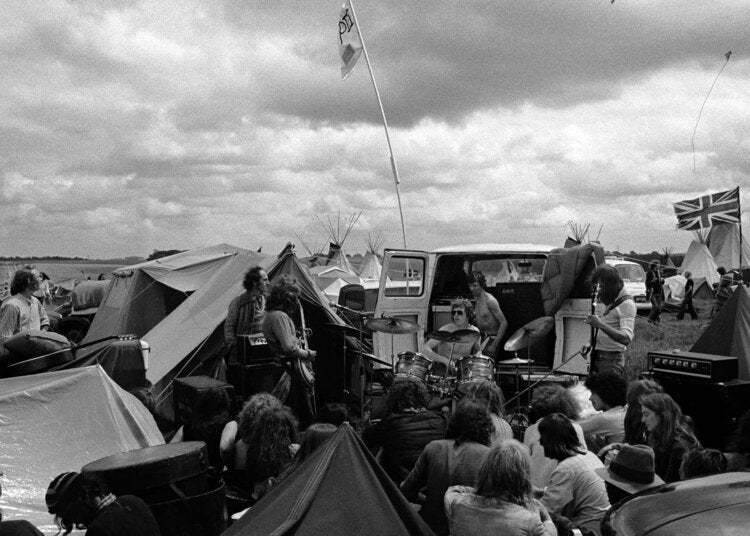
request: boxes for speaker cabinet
[226,361,282,400]
[654,374,750,449]
[172,376,235,425]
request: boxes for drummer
[424,299,481,370]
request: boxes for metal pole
[348,0,407,249]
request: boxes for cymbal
[325,322,365,336]
[366,316,421,335]
[503,316,555,352]
[497,357,532,366]
[426,329,480,344]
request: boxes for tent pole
[739,192,743,273]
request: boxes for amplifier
[648,350,738,382]
[238,335,274,364]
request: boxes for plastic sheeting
[0,366,163,531]
[540,243,605,317]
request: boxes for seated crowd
[23,371,749,536]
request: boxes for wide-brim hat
[595,444,664,495]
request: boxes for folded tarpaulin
[541,243,605,316]
[71,279,109,315]
[0,366,163,532]
[224,423,435,536]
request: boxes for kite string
[691,52,732,173]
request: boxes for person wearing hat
[46,471,161,536]
[594,444,664,505]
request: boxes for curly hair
[463,380,505,418]
[245,406,299,482]
[584,372,627,409]
[387,379,431,413]
[237,392,282,441]
[447,400,493,446]
[475,440,533,507]
[624,379,663,445]
[451,298,476,326]
[467,271,487,289]
[183,387,233,444]
[538,413,586,462]
[528,384,580,423]
[590,264,624,305]
[641,393,697,453]
[242,266,265,292]
[266,275,301,317]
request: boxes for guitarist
[583,265,636,376]
[262,275,316,425]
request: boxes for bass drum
[456,355,495,394]
[394,352,432,383]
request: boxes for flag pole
[739,190,743,273]
[347,0,407,249]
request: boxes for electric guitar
[294,301,316,388]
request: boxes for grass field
[625,298,713,380]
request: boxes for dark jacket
[363,410,447,484]
[654,433,700,483]
[86,495,161,536]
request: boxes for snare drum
[456,355,495,393]
[395,352,432,383]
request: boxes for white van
[373,244,595,373]
[604,256,650,311]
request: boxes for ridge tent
[690,285,750,381]
[707,223,750,271]
[224,423,434,536]
[692,277,715,301]
[0,365,163,531]
[680,240,720,288]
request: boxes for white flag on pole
[338,0,362,79]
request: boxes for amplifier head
[648,350,738,382]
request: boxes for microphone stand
[504,347,586,409]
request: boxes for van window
[472,257,546,285]
[384,256,425,296]
[615,264,646,282]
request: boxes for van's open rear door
[373,249,431,368]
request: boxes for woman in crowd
[243,405,299,503]
[220,392,282,470]
[170,386,233,471]
[445,440,556,536]
[640,393,700,482]
[46,472,161,536]
[362,379,447,484]
[400,400,493,536]
[463,379,513,445]
[538,413,610,536]
[623,379,663,445]
[523,384,586,489]
[578,372,627,452]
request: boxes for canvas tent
[0,366,163,531]
[707,223,750,270]
[73,245,362,418]
[691,285,750,381]
[358,250,382,281]
[680,240,720,288]
[224,423,434,536]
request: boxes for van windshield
[615,264,646,282]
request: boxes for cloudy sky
[1,1,749,258]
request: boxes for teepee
[680,231,720,288]
[359,231,384,281]
[707,223,750,271]
[662,246,676,268]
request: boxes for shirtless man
[468,272,508,359]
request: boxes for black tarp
[223,423,434,536]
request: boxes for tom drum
[395,352,432,383]
[456,355,495,393]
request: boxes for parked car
[602,472,750,535]
[604,256,651,311]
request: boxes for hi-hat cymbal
[426,329,480,344]
[366,316,421,334]
[497,357,532,366]
[325,322,365,336]
[503,316,555,352]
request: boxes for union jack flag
[673,187,741,231]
